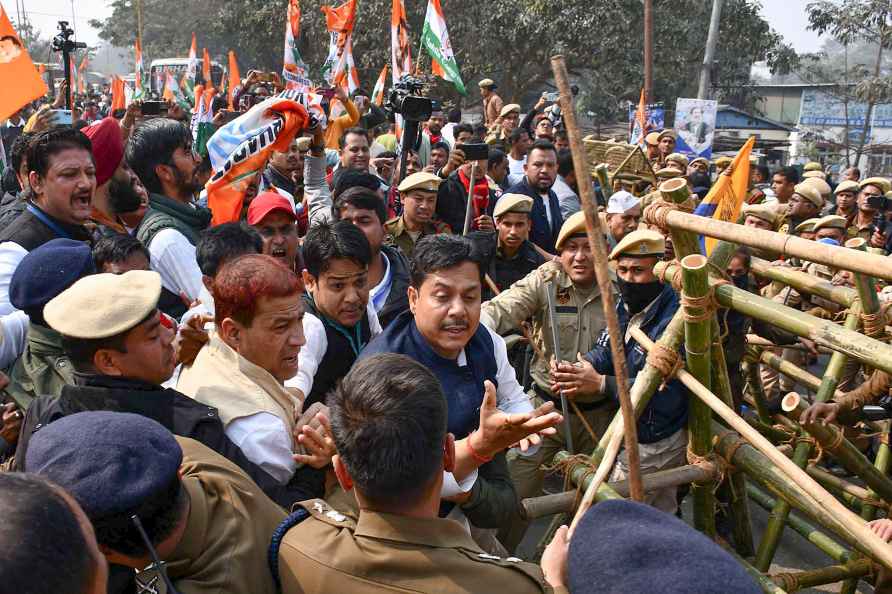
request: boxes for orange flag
[110,76,126,111]
[202,48,212,87]
[227,50,240,110]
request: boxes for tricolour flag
[163,70,191,112]
[629,88,648,147]
[202,47,212,88]
[227,50,240,110]
[195,87,217,157]
[283,0,312,91]
[693,136,756,255]
[205,96,311,225]
[133,37,145,101]
[321,0,359,117]
[372,65,388,106]
[391,0,411,84]
[184,33,198,95]
[421,0,466,95]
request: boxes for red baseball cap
[247,192,297,226]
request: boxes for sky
[18,0,828,53]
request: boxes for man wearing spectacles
[127,118,211,319]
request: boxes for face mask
[731,273,749,290]
[617,277,663,315]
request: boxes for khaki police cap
[793,182,824,208]
[812,215,847,232]
[715,156,732,167]
[397,171,442,194]
[803,161,823,172]
[644,132,661,146]
[802,170,826,180]
[609,229,665,261]
[478,78,496,89]
[834,180,860,195]
[657,129,676,141]
[801,176,831,199]
[493,193,533,218]
[742,203,778,227]
[44,270,162,339]
[556,211,588,251]
[690,157,709,167]
[666,153,689,168]
[656,167,684,179]
[794,218,820,234]
[860,177,892,194]
[499,103,521,118]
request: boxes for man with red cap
[81,117,143,236]
[248,192,301,273]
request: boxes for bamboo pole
[682,254,716,537]
[655,260,892,376]
[758,350,844,398]
[647,207,892,281]
[807,465,873,506]
[552,55,644,520]
[770,560,872,592]
[755,310,859,571]
[595,163,612,202]
[744,348,775,424]
[728,549,790,594]
[750,257,857,307]
[747,484,853,563]
[630,327,892,570]
[661,180,701,259]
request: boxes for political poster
[674,98,717,159]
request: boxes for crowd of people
[3,67,892,594]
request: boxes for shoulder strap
[268,507,310,591]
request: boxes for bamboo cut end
[659,178,691,205]
[781,392,801,413]
[681,254,708,271]
[845,237,867,251]
[660,178,688,192]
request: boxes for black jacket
[0,192,25,236]
[0,202,92,250]
[14,374,324,508]
[377,244,411,328]
[436,171,497,235]
[505,177,563,254]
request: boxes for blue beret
[569,500,761,594]
[10,238,95,314]
[24,411,182,519]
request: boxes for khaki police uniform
[277,499,561,594]
[386,172,451,257]
[481,212,616,550]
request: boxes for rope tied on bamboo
[793,434,826,467]
[770,572,799,593]
[862,311,888,342]
[685,447,723,488]
[645,341,683,391]
[658,259,683,292]
[643,196,695,233]
[546,454,599,511]
[712,430,745,473]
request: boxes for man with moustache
[128,118,211,318]
[0,127,96,316]
[248,192,301,273]
[505,140,563,254]
[386,172,451,258]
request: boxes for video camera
[51,21,86,110]
[385,75,433,123]
[866,192,892,238]
[863,395,892,421]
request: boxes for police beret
[493,193,533,218]
[793,182,824,208]
[794,218,819,234]
[609,229,665,260]
[569,500,761,594]
[834,180,860,195]
[44,270,162,339]
[499,103,521,118]
[742,204,778,227]
[812,214,847,232]
[666,152,689,169]
[606,190,640,214]
[860,177,892,194]
[555,211,588,251]
[801,176,831,199]
[644,132,661,146]
[397,171,442,194]
[802,170,826,180]
[10,238,95,315]
[803,161,823,172]
[478,78,496,89]
[24,411,183,519]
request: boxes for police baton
[545,279,574,454]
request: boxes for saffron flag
[202,47,212,88]
[228,50,240,110]
[163,70,191,112]
[110,76,126,111]
[77,55,88,94]
[372,64,388,106]
[205,96,311,225]
[184,33,198,94]
[69,54,78,105]
[391,0,411,84]
[693,136,756,255]
[282,0,312,91]
[421,0,466,95]
[321,0,359,116]
[133,38,145,100]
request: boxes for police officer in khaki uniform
[485,193,546,300]
[851,177,892,242]
[276,354,569,594]
[832,180,859,226]
[481,211,616,551]
[385,171,450,257]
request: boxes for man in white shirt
[506,127,531,187]
[128,118,211,319]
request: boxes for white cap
[606,191,641,214]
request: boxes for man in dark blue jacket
[551,229,688,514]
[503,140,563,254]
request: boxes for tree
[16,15,53,64]
[807,0,892,165]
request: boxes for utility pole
[697,0,724,99]
[136,0,143,46]
[643,0,654,103]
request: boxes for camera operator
[853,177,892,251]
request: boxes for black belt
[533,384,615,413]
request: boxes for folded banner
[205,96,310,225]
